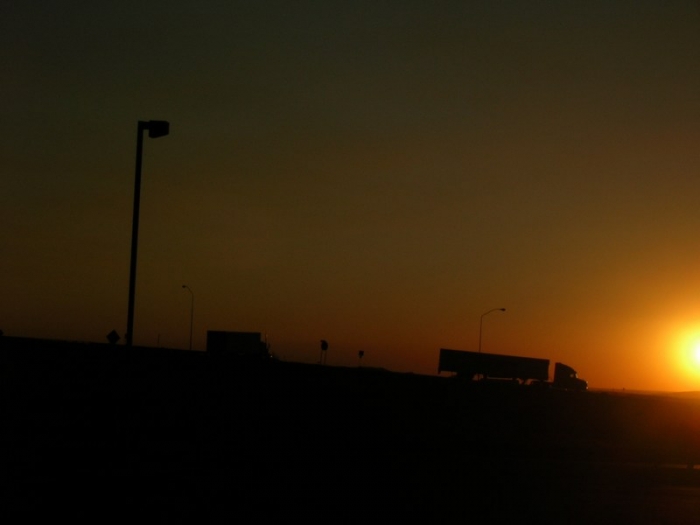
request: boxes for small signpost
[107,330,120,345]
[320,339,328,366]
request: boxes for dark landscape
[3,336,700,523]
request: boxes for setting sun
[691,343,700,368]
[673,327,700,381]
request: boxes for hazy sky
[3,1,700,391]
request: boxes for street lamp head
[146,120,169,138]
[478,307,506,354]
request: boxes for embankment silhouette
[2,336,700,522]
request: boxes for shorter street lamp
[478,308,506,354]
[182,285,194,351]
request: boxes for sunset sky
[3,1,700,391]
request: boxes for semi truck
[438,348,588,391]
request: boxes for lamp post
[182,285,194,351]
[478,307,506,353]
[125,120,170,347]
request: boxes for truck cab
[552,363,588,391]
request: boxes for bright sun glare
[692,343,700,367]
[676,329,700,379]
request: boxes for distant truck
[206,331,271,360]
[438,348,587,391]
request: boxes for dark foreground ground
[3,337,700,523]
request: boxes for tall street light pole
[126,120,170,347]
[182,285,194,351]
[478,307,506,354]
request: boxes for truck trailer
[438,348,587,391]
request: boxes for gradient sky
[3,1,700,391]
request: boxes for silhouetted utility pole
[126,120,169,347]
